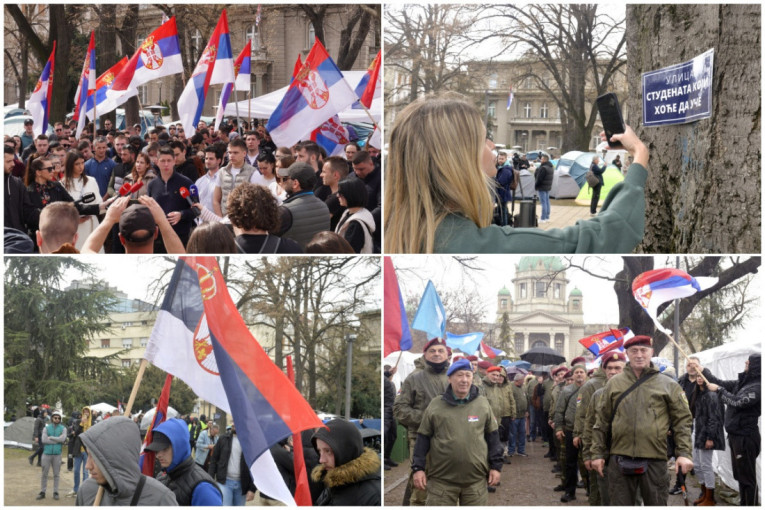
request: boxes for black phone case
[597,93,625,149]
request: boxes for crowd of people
[27,405,381,506]
[5,116,381,254]
[389,336,761,506]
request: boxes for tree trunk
[118,4,140,128]
[626,5,761,253]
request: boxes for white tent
[89,402,117,414]
[383,351,423,393]
[550,169,581,198]
[222,71,381,124]
[695,338,761,499]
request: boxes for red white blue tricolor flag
[266,39,358,147]
[177,10,235,135]
[310,114,351,157]
[507,89,514,110]
[383,257,413,357]
[74,32,96,138]
[214,39,251,131]
[85,57,133,121]
[578,327,633,357]
[352,50,381,109]
[480,341,505,359]
[27,41,56,137]
[108,17,183,107]
[144,257,324,505]
[632,268,717,334]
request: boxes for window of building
[554,283,561,299]
[140,337,148,347]
[535,281,546,297]
[246,24,260,51]
[123,322,133,327]
[142,321,148,326]
[191,29,203,61]
[488,73,498,89]
[307,23,315,49]
[515,335,524,355]
[500,298,507,308]
[540,102,548,119]
[524,102,532,118]
[122,338,132,349]
[572,298,581,311]
[519,283,527,299]
[135,34,145,52]
[555,337,564,352]
[122,359,132,368]
[524,77,534,89]
[101,339,110,349]
[488,101,496,118]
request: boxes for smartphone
[129,199,140,206]
[596,92,625,149]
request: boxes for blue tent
[556,151,599,188]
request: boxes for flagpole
[234,89,241,135]
[248,90,252,131]
[662,332,709,384]
[358,101,378,128]
[94,358,148,506]
[136,95,146,133]
[393,350,404,370]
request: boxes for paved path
[503,199,594,230]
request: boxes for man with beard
[394,338,450,506]
[411,358,503,505]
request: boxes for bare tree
[300,5,380,70]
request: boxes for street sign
[642,48,714,127]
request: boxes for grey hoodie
[76,417,177,506]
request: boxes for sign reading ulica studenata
[642,48,714,127]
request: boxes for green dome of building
[517,256,564,272]
[569,287,583,297]
[498,285,511,296]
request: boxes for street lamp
[344,334,357,420]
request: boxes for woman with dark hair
[256,151,278,190]
[25,157,75,239]
[62,151,106,252]
[305,231,355,254]
[227,183,302,253]
[271,154,293,204]
[334,177,375,253]
[124,152,157,198]
[185,222,238,253]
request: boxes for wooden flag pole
[248,91,252,131]
[662,332,708,384]
[234,89,241,136]
[93,359,149,505]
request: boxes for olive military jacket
[554,382,584,433]
[591,363,693,461]
[581,386,606,462]
[573,369,606,438]
[393,363,448,440]
[482,376,516,420]
[510,383,528,418]
[542,378,555,413]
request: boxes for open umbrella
[520,345,566,365]
[139,406,179,431]
[506,360,532,370]
[504,366,529,379]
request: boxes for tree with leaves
[4,258,123,417]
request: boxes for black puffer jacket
[710,354,761,437]
[311,419,381,506]
[534,161,554,191]
[691,389,725,450]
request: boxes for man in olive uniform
[554,363,588,502]
[508,374,529,457]
[467,356,483,389]
[582,351,627,506]
[591,336,693,506]
[573,358,607,504]
[482,366,516,467]
[547,366,567,465]
[394,338,450,506]
[542,371,556,457]
[412,359,503,506]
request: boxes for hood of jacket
[312,419,364,467]
[79,416,142,497]
[153,417,191,472]
[311,447,380,488]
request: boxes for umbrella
[139,406,179,431]
[506,360,532,370]
[520,345,566,365]
[89,402,117,414]
[504,366,529,379]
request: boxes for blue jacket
[194,428,217,466]
[153,418,222,506]
[147,171,195,241]
[495,164,515,203]
[84,157,116,197]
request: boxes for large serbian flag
[579,327,634,357]
[383,257,413,357]
[73,31,96,138]
[108,17,183,105]
[352,50,380,109]
[632,268,717,334]
[177,10,235,135]
[144,257,324,505]
[266,39,357,147]
[85,57,133,121]
[214,39,251,131]
[27,42,56,137]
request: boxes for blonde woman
[384,93,650,253]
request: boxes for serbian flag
[480,341,505,359]
[108,17,183,105]
[27,42,55,137]
[144,257,324,505]
[177,10,235,135]
[214,39,251,131]
[311,115,350,157]
[446,332,484,355]
[506,89,514,110]
[579,327,634,357]
[139,374,172,476]
[632,268,717,334]
[411,280,446,341]
[266,39,357,147]
[286,357,312,506]
[289,54,303,84]
[383,257,413,357]
[74,31,96,138]
[352,50,380,109]
[85,57,134,121]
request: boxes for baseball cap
[286,162,317,190]
[119,205,156,243]
[143,431,171,452]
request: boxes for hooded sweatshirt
[76,417,178,506]
[311,419,381,506]
[712,354,761,436]
[152,418,222,506]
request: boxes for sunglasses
[40,166,54,172]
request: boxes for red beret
[423,338,447,352]
[466,355,478,362]
[487,366,503,374]
[602,351,627,367]
[624,335,652,349]
[552,366,568,375]
[563,369,573,379]
[570,356,586,367]
[452,355,466,362]
[477,361,492,369]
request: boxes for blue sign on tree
[642,49,714,127]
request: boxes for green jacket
[591,363,693,461]
[573,369,606,438]
[417,386,498,485]
[554,383,584,432]
[510,383,528,417]
[482,376,516,420]
[549,382,565,417]
[526,378,538,405]
[393,363,448,439]
[582,386,606,461]
[42,423,67,455]
[542,378,555,413]
[434,163,647,253]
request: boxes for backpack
[585,170,600,187]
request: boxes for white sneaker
[66,490,77,497]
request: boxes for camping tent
[695,339,761,499]
[222,71,381,123]
[575,165,625,206]
[557,151,598,188]
[382,351,422,392]
[551,169,581,198]
[517,169,536,199]
[4,416,35,449]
